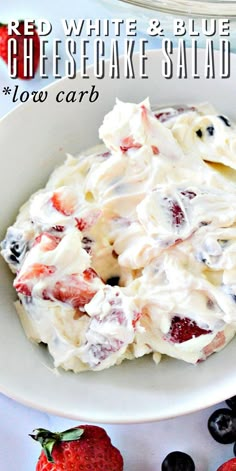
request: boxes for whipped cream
[2,98,236,372]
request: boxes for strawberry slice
[75,210,101,232]
[44,270,103,309]
[120,136,142,153]
[155,106,196,123]
[14,263,56,296]
[132,311,142,328]
[217,458,236,471]
[151,145,159,155]
[75,218,87,231]
[203,331,225,358]
[33,233,61,251]
[166,316,212,343]
[51,189,77,216]
[167,199,185,227]
[83,268,98,281]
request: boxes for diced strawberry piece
[132,311,142,328]
[17,263,56,280]
[217,458,236,471]
[14,263,56,296]
[52,225,65,232]
[167,316,212,343]
[90,339,124,363]
[33,233,61,251]
[180,190,197,200]
[168,200,185,227]
[83,268,98,281]
[155,106,196,123]
[152,145,159,155]
[75,218,87,231]
[51,189,77,216]
[155,111,173,122]
[98,151,111,158]
[120,136,142,153]
[45,270,102,309]
[141,104,148,122]
[14,282,32,297]
[51,279,96,308]
[203,331,225,357]
[75,210,101,232]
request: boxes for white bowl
[1,49,236,423]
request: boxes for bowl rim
[118,0,236,18]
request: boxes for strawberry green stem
[30,427,84,463]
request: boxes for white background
[0,1,235,470]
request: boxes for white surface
[0,393,234,471]
[0,1,235,470]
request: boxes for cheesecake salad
[2,99,236,372]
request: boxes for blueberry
[218,115,231,127]
[9,253,19,263]
[161,451,195,471]
[10,242,21,257]
[206,125,215,136]
[226,396,236,411]
[1,227,28,267]
[106,276,120,286]
[81,236,93,254]
[208,408,236,444]
[196,129,203,138]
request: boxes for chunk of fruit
[217,458,236,471]
[14,263,56,296]
[161,451,195,471]
[33,233,61,251]
[44,270,103,309]
[51,189,77,216]
[167,316,211,343]
[208,408,236,444]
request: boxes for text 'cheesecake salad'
[2,98,236,372]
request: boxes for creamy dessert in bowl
[2,98,236,372]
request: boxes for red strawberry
[217,458,236,471]
[75,217,87,231]
[166,316,212,343]
[51,189,77,216]
[120,136,142,153]
[33,233,61,251]
[83,267,98,281]
[168,199,185,227]
[151,145,159,155]
[155,105,196,123]
[75,209,101,232]
[43,270,103,308]
[0,20,40,79]
[30,425,124,471]
[14,263,56,296]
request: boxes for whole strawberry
[0,20,40,79]
[30,425,124,471]
[217,458,236,471]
